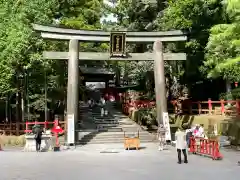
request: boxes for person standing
[157,124,166,151]
[100,96,106,117]
[186,127,193,148]
[33,125,43,152]
[193,124,200,137]
[199,124,205,137]
[175,125,188,164]
[88,98,92,108]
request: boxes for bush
[220,87,240,99]
[0,135,26,147]
[130,108,157,127]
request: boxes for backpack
[34,127,42,139]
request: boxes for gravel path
[0,143,239,180]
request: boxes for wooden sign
[67,114,75,144]
[162,112,171,141]
[110,32,126,57]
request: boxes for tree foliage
[0,0,104,120]
[157,0,224,83]
[203,0,240,82]
[1,0,240,123]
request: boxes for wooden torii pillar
[32,24,187,144]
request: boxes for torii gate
[32,24,187,145]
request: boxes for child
[157,124,166,151]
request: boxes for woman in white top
[199,124,204,138]
[175,125,188,164]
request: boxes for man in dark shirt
[33,125,43,152]
[186,126,193,148]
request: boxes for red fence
[171,99,240,115]
[0,121,66,136]
[120,96,240,116]
[25,120,55,133]
[189,137,223,160]
[25,120,66,133]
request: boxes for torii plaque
[110,32,126,57]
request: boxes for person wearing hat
[32,124,44,152]
[175,124,188,164]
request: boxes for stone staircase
[76,103,156,145]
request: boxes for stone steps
[75,103,155,145]
[78,139,156,144]
[77,133,156,144]
[77,130,155,144]
[77,131,151,136]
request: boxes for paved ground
[0,143,239,180]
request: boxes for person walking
[100,96,106,117]
[199,124,205,137]
[88,98,92,108]
[175,125,188,164]
[157,124,166,151]
[33,125,43,152]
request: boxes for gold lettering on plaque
[110,32,126,57]
[116,36,120,52]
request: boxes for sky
[100,0,118,23]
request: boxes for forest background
[0,0,239,123]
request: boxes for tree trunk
[16,79,21,136]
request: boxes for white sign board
[67,114,75,144]
[162,112,171,141]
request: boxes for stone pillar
[66,39,79,145]
[153,40,171,141]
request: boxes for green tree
[203,0,240,82]
[157,0,224,86]
[0,0,105,124]
[103,0,160,86]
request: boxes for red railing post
[189,137,196,153]
[54,117,59,147]
[213,141,222,160]
[25,122,28,132]
[200,139,204,153]
[208,98,212,114]
[205,139,209,154]
[44,121,47,129]
[236,99,240,115]
[220,99,225,115]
